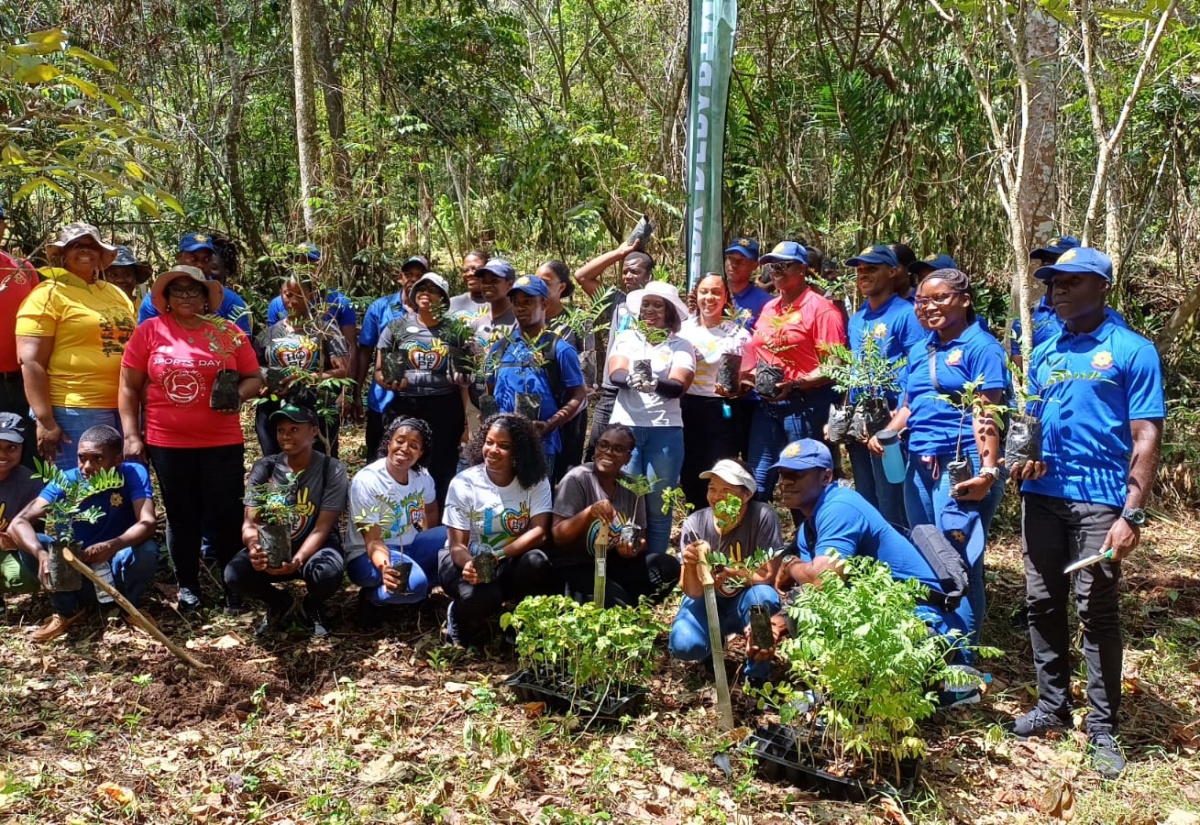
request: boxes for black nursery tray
[740,723,921,801]
[502,670,648,722]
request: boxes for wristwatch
[978,466,1001,481]
[1121,508,1146,526]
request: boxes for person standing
[136,233,251,334]
[0,207,38,447]
[470,258,519,351]
[1006,247,1164,779]
[537,260,593,485]
[100,246,152,302]
[724,239,771,326]
[449,251,490,321]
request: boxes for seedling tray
[503,669,648,722]
[740,723,921,801]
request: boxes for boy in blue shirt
[1007,247,1164,779]
[12,425,158,643]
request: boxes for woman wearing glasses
[868,267,1008,642]
[550,424,680,607]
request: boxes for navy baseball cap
[402,255,430,273]
[845,244,899,268]
[179,232,216,254]
[1029,236,1080,262]
[911,253,958,277]
[1033,246,1113,282]
[770,439,833,472]
[477,257,516,280]
[759,241,808,266]
[508,274,550,299]
[724,238,760,261]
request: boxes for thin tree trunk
[314,0,357,273]
[291,0,321,235]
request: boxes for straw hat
[149,266,224,316]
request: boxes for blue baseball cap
[477,257,516,281]
[911,253,958,277]
[770,439,833,472]
[294,242,320,263]
[759,241,808,266]
[508,274,550,299]
[1029,235,1080,263]
[845,244,899,268]
[1033,246,1113,282]
[179,232,215,254]
[724,238,760,261]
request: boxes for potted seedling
[33,460,125,593]
[1005,357,1042,465]
[379,322,410,386]
[353,494,415,594]
[559,286,615,388]
[201,315,243,412]
[821,336,905,444]
[450,504,499,584]
[629,318,669,387]
[937,376,1006,492]
[753,312,799,398]
[615,473,653,549]
[515,390,543,421]
[245,473,301,568]
[716,352,742,395]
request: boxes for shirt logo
[161,368,202,404]
[1091,351,1114,370]
[500,503,532,537]
[110,493,123,508]
[585,517,627,557]
[945,349,963,366]
[872,322,888,339]
[1058,248,1078,264]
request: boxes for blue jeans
[346,526,447,605]
[49,407,122,471]
[847,441,908,530]
[904,452,1005,645]
[747,387,838,501]
[622,426,684,554]
[669,584,781,681]
[19,538,158,615]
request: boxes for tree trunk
[291,0,321,235]
[314,0,357,275]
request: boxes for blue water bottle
[877,428,906,484]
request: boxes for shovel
[696,555,735,730]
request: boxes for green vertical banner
[685,0,737,291]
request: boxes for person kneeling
[668,459,782,689]
[347,417,448,629]
[227,404,349,637]
[11,425,158,643]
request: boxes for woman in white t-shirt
[605,281,695,554]
[677,272,752,508]
[345,417,447,628]
[438,414,554,646]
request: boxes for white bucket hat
[625,280,690,324]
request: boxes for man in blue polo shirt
[11,425,157,643]
[1007,246,1164,779]
[843,245,924,528]
[724,238,771,326]
[267,244,357,330]
[137,232,251,334]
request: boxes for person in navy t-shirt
[1006,246,1164,780]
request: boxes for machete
[696,545,735,730]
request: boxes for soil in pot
[264,366,290,397]
[748,603,774,650]
[258,522,293,569]
[631,359,654,386]
[389,560,413,594]
[716,353,742,394]
[853,397,891,441]
[503,667,648,723]
[479,394,499,418]
[827,404,853,444]
[618,524,642,551]
[381,350,408,386]
[210,369,241,411]
[46,541,83,592]
[947,455,975,491]
[473,551,497,584]
[1005,416,1043,464]
[515,392,543,421]
[755,363,785,399]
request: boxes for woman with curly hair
[438,413,554,646]
[346,417,448,628]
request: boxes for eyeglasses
[594,440,632,456]
[913,291,964,309]
[167,287,205,299]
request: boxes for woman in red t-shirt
[118,266,263,613]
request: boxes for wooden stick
[63,548,213,673]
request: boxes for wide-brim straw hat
[150,266,224,316]
[625,280,690,324]
[46,222,118,269]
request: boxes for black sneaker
[254,593,296,637]
[302,599,332,638]
[177,587,204,613]
[1088,732,1126,779]
[224,592,247,616]
[1006,706,1071,738]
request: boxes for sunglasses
[764,262,802,274]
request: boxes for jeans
[19,538,158,615]
[747,387,838,501]
[552,409,588,489]
[1022,493,1123,734]
[346,526,447,605]
[622,426,685,554]
[384,392,465,507]
[224,546,345,613]
[552,551,680,607]
[49,407,121,471]
[680,394,743,509]
[669,584,781,681]
[584,387,619,463]
[847,441,908,530]
[148,443,245,593]
[438,547,554,646]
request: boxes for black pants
[0,373,36,470]
[553,407,588,489]
[1022,493,1123,734]
[256,397,339,458]
[365,408,385,461]
[149,443,245,592]
[383,391,465,506]
[438,547,554,645]
[553,552,680,607]
[680,394,743,508]
[584,386,619,463]
[224,546,346,612]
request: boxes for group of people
[0,211,1163,780]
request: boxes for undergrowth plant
[33,459,125,546]
[821,334,904,402]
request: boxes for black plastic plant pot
[381,351,408,386]
[631,359,653,385]
[479,394,499,419]
[503,669,649,723]
[1005,416,1043,464]
[716,353,742,394]
[740,724,922,801]
[265,366,289,396]
[210,369,241,411]
[748,603,774,650]
[46,541,83,593]
[258,522,292,569]
[947,455,975,491]
[473,551,497,584]
[854,397,891,440]
[827,404,853,444]
[389,560,413,594]
[618,524,642,550]
[755,363,784,399]
[515,392,543,421]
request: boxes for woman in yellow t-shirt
[16,222,136,469]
